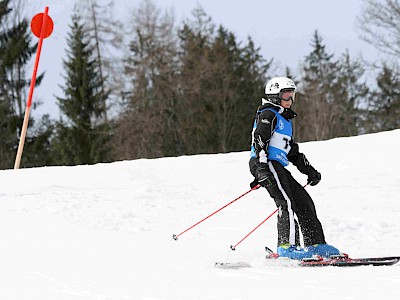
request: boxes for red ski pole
[173,185,260,240]
[230,182,309,250]
[230,208,278,251]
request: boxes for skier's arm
[288,142,321,186]
[249,110,277,187]
[253,110,277,162]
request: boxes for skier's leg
[287,177,342,257]
[287,177,326,246]
[267,161,300,247]
[271,198,300,246]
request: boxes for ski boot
[276,243,314,260]
[306,244,343,258]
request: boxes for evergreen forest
[1,0,399,169]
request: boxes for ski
[300,256,400,267]
[215,248,400,269]
[214,262,251,269]
[215,256,400,269]
[266,246,400,267]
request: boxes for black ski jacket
[249,102,316,177]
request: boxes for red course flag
[31,11,54,38]
[14,7,53,169]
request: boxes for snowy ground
[1,130,400,299]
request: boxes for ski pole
[173,185,260,240]
[230,208,278,251]
[230,182,309,250]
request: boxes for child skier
[249,77,341,260]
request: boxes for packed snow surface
[1,130,400,299]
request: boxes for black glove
[255,163,275,188]
[250,178,260,189]
[307,169,321,186]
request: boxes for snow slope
[1,130,400,299]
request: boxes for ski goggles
[279,90,295,103]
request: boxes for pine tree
[297,31,367,141]
[114,2,271,159]
[333,51,368,136]
[177,8,270,155]
[176,7,215,155]
[205,26,270,153]
[77,0,125,123]
[357,1,400,133]
[54,11,110,165]
[366,64,400,132]
[113,0,178,159]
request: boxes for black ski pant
[266,160,326,247]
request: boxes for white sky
[24,0,385,118]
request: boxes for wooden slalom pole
[14,7,53,169]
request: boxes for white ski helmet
[264,77,297,104]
